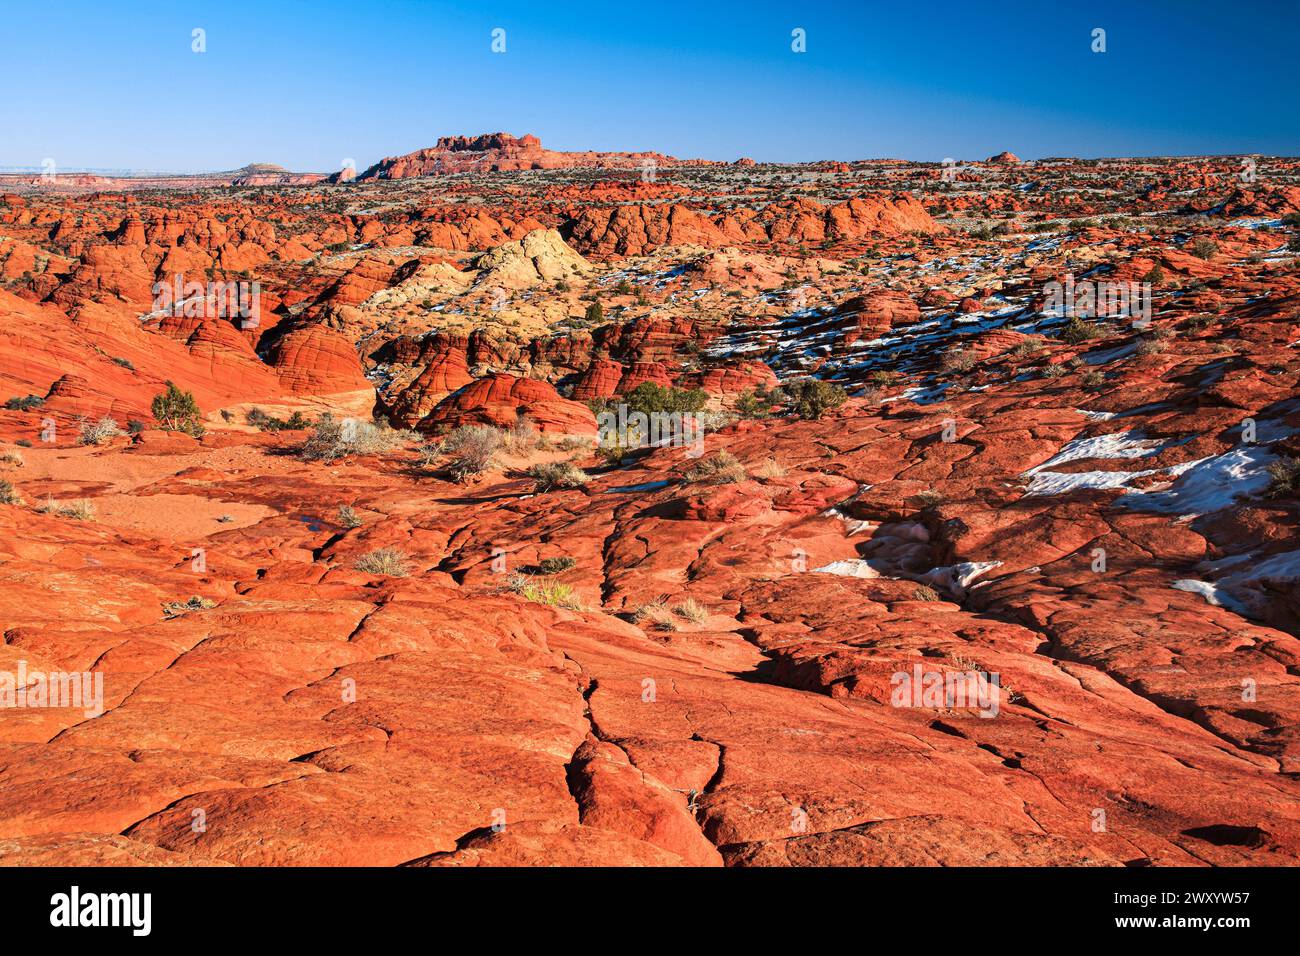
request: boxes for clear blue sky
[2,0,1296,172]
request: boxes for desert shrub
[111,356,135,370]
[1082,370,1107,388]
[538,555,577,575]
[1189,238,1218,261]
[162,596,216,617]
[621,382,708,416]
[751,457,787,479]
[5,395,44,411]
[1134,337,1167,356]
[39,496,96,520]
[1266,457,1300,498]
[1009,338,1045,359]
[300,414,411,461]
[778,378,847,420]
[353,547,410,577]
[440,425,502,481]
[1041,362,1069,379]
[247,407,311,432]
[555,436,592,452]
[632,600,677,632]
[584,301,604,324]
[941,348,977,373]
[912,585,941,602]
[507,574,584,610]
[126,419,147,435]
[683,450,747,485]
[151,382,204,436]
[526,461,589,492]
[914,489,944,510]
[594,440,632,467]
[734,388,778,420]
[0,449,23,468]
[501,418,546,456]
[78,416,125,446]
[1059,316,1101,344]
[1142,263,1165,286]
[0,479,23,506]
[673,598,708,623]
[868,370,896,387]
[337,504,363,529]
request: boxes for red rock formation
[424,372,596,434]
[265,325,371,395]
[571,359,624,401]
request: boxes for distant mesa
[0,161,323,193]
[330,132,704,183]
[986,151,1022,165]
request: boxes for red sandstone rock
[424,372,596,434]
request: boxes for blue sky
[2,0,1296,172]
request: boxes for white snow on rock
[1172,549,1300,618]
[1120,445,1279,516]
[1025,431,1167,476]
[1024,468,1159,496]
[813,559,882,579]
[919,561,1004,595]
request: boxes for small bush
[439,425,502,481]
[1189,238,1218,261]
[584,301,604,324]
[1009,339,1045,359]
[126,419,147,436]
[151,383,204,437]
[1266,457,1300,498]
[538,556,577,575]
[353,547,410,577]
[734,389,778,420]
[1059,316,1101,344]
[39,496,96,520]
[1082,370,1106,389]
[1040,363,1069,379]
[1134,337,1167,357]
[162,596,216,617]
[500,418,544,456]
[632,600,678,632]
[527,461,589,492]
[508,574,584,610]
[247,407,311,432]
[621,382,708,417]
[912,585,941,602]
[914,489,944,511]
[673,598,708,623]
[111,356,135,370]
[778,378,848,420]
[1142,263,1165,286]
[0,479,23,506]
[78,416,125,446]
[941,349,977,373]
[300,414,412,462]
[751,458,787,479]
[4,395,44,411]
[684,450,747,485]
[337,504,363,529]
[0,449,23,468]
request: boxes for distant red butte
[336,132,721,182]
